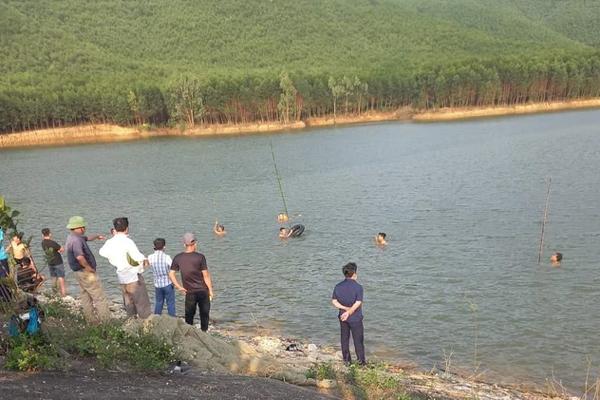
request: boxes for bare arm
[331,299,350,311]
[76,255,96,273]
[169,270,187,294]
[202,270,213,299]
[86,234,106,241]
[341,300,362,321]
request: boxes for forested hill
[1,0,600,132]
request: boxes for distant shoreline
[1,98,599,149]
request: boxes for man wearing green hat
[65,216,111,323]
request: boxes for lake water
[2,109,600,391]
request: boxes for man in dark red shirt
[169,232,214,331]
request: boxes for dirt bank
[0,370,336,400]
[413,98,600,121]
[1,99,599,149]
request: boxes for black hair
[555,252,563,262]
[41,228,51,236]
[22,257,31,266]
[153,238,166,250]
[13,232,23,240]
[113,217,129,232]
[217,224,225,231]
[378,232,386,239]
[342,262,357,277]
[279,227,286,231]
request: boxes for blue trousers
[154,284,176,317]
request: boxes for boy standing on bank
[148,238,176,317]
[41,228,66,297]
[332,262,366,365]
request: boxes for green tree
[278,72,297,123]
[168,76,205,128]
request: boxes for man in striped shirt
[148,238,175,316]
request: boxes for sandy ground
[2,98,599,149]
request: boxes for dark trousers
[340,319,366,364]
[185,290,210,331]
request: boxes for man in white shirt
[99,217,151,319]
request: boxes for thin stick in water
[537,177,552,264]
[270,140,289,217]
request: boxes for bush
[4,333,61,371]
[70,321,177,371]
[306,362,337,380]
[25,297,177,372]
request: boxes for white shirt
[99,233,146,284]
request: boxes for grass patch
[1,296,177,372]
[2,333,62,371]
[306,362,336,380]
[308,361,415,400]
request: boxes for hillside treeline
[1,53,600,133]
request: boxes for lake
[2,109,600,391]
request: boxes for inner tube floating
[289,224,305,237]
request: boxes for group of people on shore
[0,216,214,331]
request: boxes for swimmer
[375,232,387,246]
[550,252,562,267]
[279,227,292,239]
[277,213,289,223]
[213,220,226,236]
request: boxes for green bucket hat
[66,216,87,230]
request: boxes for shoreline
[45,295,575,399]
[1,99,599,149]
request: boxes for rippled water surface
[2,110,600,390]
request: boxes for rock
[256,337,283,354]
[307,344,318,353]
[123,315,308,385]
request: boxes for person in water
[213,220,226,236]
[277,213,289,223]
[550,252,562,266]
[375,232,387,246]
[279,227,292,239]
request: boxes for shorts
[49,263,65,278]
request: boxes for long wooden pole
[270,141,289,218]
[537,177,552,264]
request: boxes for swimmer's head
[377,232,386,239]
[277,213,289,222]
[217,224,225,232]
[550,252,563,263]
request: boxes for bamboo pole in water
[537,177,552,264]
[269,140,289,218]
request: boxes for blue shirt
[0,228,7,261]
[65,233,96,272]
[332,278,364,322]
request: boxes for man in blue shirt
[65,216,111,324]
[331,262,366,365]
